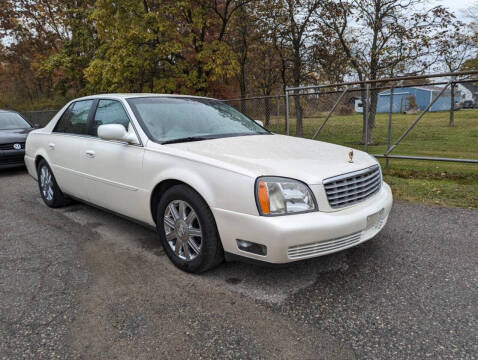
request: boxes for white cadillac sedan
[25,94,393,273]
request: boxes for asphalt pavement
[1,169,477,359]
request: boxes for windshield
[0,112,31,130]
[127,97,270,143]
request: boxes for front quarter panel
[142,147,259,224]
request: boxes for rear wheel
[156,185,223,273]
[37,159,70,208]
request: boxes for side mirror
[255,120,264,127]
[98,124,138,144]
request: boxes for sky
[435,0,476,19]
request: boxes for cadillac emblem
[348,149,354,163]
[13,143,22,150]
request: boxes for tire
[37,159,70,208]
[156,184,224,273]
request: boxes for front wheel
[156,185,223,273]
[37,159,70,208]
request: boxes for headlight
[255,177,317,216]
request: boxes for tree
[320,0,457,144]
[229,1,284,124]
[463,2,478,28]
[247,39,282,125]
[84,0,179,93]
[84,0,250,95]
[40,0,98,97]
[461,2,478,71]
[436,23,475,126]
[229,2,260,112]
[266,0,323,136]
[0,0,69,107]
[0,0,254,106]
[175,0,248,95]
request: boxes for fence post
[364,83,370,153]
[277,96,280,132]
[285,87,290,135]
[386,86,394,168]
[449,78,456,127]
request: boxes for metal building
[376,86,457,113]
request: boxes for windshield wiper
[161,136,213,145]
[161,132,270,144]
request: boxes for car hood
[0,128,32,144]
[166,134,378,184]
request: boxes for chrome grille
[288,232,362,259]
[323,165,382,208]
[0,142,25,150]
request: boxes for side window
[54,100,94,135]
[92,100,130,136]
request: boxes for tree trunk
[294,91,304,137]
[361,107,372,145]
[360,89,368,144]
[264,97,271,126]
[292,67,303,137]
[239,41,247,114]
[291,39,303,137]
[369,89,378,129]
[281,66,288,133]
[449,83,455,127]
[361,88,377,145]
[240,63,247,114]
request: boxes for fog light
[366,208,385,231]
[236,239,267,256]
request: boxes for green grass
[261,110,478,208]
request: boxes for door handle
[48,143,55,150]
[85,150,96,158]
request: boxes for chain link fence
[21,110,58,127]
[286,87,363,137]
[224,71,478,166]
[13,71,478,167]
[222,95,286,133]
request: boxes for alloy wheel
[163,200,203,261]
[39,166,54,201]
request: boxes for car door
[48,99,96,200]
[82,99,146,219]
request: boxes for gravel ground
[278,203,478,359]
[0,169,477,359]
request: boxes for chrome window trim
[50,97,144,148]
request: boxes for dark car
[0,110,35,169]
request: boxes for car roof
[71,93,217,101]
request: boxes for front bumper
[213,182,393,264]
[0,149,25,169]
